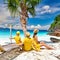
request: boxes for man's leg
[17,43,23,51]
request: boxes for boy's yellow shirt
[23,37,33,51]
[14,35,21,44]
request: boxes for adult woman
[33,29,53,49]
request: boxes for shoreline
[0,35,60,45]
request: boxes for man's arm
[9,37,14,40]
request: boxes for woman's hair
[33,33,37,38]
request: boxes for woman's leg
[40,42,54,49]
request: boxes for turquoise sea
[0,28,48,38]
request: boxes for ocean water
[0,28,48,38]
[0,28,54,45]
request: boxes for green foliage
[49,14,60,31]
[5,0,41,17]
[5,0,20,17]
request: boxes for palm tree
[4,0,41,35]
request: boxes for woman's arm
[35,36,38,40]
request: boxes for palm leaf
[5,0,20,17]
[26,0,41,16]
[27,7,35,16]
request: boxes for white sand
[0,35,60,45]
[13,43,60,60]
[13,50,60,60]
[0,35,60,60]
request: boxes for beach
[0,0,60,59]
[0,30,60,60]
[0,42,60,60]
[13,42,60,60]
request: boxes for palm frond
[26,0,41,16]
[27,0,41,7]
[27,7,35,16]
[5,0,20,17]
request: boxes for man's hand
[9,37,14,39]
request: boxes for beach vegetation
[49,14,60,31]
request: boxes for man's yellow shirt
[23,37,33,51]
[14,35,21,44]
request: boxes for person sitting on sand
[23,32,40,51]
[33,29,54,49]
[10,31,23,50]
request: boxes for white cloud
[0,4,20,25]
[35,5,60,15]
[0,5,10,18]
[51,8,60,13]
[35,24,41,29]
[40,10,51,14]
[40,5,52,14]
[0,25,5,28]
[30,24,41,29]
[0,23,22,30]
[0,4,21,29]
[27,24,50,30]
[40,25,50,30]
[13,24,22,30]
[42,5,50,10]
[0,4,11,24]
[29,25,41,29]
[0,22,50,30]
[31,25,35,28]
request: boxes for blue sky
[0,0,60,30]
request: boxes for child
[10,31,23,50]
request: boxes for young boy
[10,31,23,50]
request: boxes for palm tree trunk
[20,15,27,36]
[20,3,28,36]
